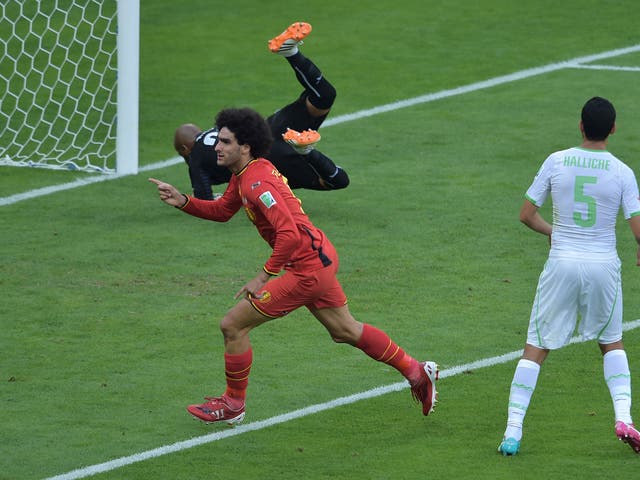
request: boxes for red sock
[224,348,252,404]
[356,324,419,380]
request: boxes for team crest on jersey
[259,191,277,208]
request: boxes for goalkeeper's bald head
[174,123,201,159]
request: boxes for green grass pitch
[2,1,640,479]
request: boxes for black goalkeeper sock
[286,52,336,110]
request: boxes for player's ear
[176,144,189,156]
[610,123,616,135]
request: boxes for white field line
[44,318,640,480]
[2,43,640,208]
[321,44,640,128]
[0,159,183,207]
[568,64,640,72]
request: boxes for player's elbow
[519,200,538,226]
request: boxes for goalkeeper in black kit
[174,22,350,200]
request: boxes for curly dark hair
[581,96,616,141]
[215,107,273,158]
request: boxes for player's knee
[308,84,336,111]
[220,314,242,340]
[326,169,349,190]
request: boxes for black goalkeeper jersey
[185,95,347,199]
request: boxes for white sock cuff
[603,349,627,361]
[518,358,541,371]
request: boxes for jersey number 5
[573,175,597,227]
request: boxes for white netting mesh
[0,0,118,173]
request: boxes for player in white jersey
[498,97,640,456]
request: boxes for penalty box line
[44,318,640,480]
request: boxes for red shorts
[249,249,347,318]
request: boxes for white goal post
[0,0,139,175]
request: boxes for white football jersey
[525,146,640,256]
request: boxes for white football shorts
[526,256,623,349]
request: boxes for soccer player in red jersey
[150,107,439,424]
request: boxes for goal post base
[0,1,139,175]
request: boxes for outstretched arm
[148,178,188,208]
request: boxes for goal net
[0,0,138,175]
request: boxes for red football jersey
[181,158,333,274]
